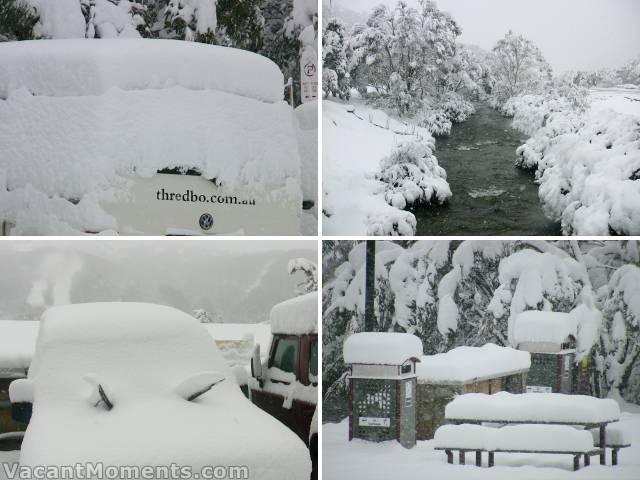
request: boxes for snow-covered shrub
[376,140,452,210]
[365,209,417,236]
[0,0,38,41]
[534,110,640,235]
[417,108,453,136]
[438,92,475,123]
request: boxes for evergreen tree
[0,0,37,41]
[322,17,349,99]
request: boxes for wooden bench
[434,424,602,471]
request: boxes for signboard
[101,173,300,235]
[405,381,413,407]
[359,417,390,427]
[300,46,318,104]
[526,385,552,393]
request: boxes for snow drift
[0,39,285,103]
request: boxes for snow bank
[445,392,621,424]
[343,332,423,365]
[203,323,272,355]
[0,39,285,103]
[0,85,301,234]
[270,292,318,335]
[511,88,640,235]
[26,0,86,39]
[435,424,595,452]
[21,302,310,477]
[323,100,438,235]
[0,321,39,371]
[512,311,577,347]
[417,344,530,384]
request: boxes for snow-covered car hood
[18,303,310,479]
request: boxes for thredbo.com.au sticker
[101,174,300,235]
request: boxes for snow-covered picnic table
[443,392,622,467]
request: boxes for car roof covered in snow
[0,39,285,104]
[269,291,318,335]
[513,310,578,347]
[417,343,531,384]
[343,332,423,365]
[0,320,39,372]
[20,302,310,475]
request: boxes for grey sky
[325,0,640,72]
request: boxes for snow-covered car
[8,303,311,479]
[249,292,318,478]
[0,39,315,235]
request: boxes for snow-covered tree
[193,308,213,323]
[488,30,552,107]
[0,0,38,41]
[288,258,318,295]
[322,17,350,99]
[347,0,461,116]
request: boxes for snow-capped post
[343,332,423,448]
[364,240,376,331]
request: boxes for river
[412,103,561,235]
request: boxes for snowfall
[323,393,640,480]
[0,39,317,235]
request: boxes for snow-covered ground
[323,397,640,480]
[323,100,447,235]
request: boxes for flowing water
[413,104,561,235]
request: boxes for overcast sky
[0,240,317,322]
[326,0,640,72]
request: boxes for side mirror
[9,378,34,424]
[251,344,263,383]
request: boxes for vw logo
[199,213,214,231]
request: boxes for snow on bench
[445,391,620,425]
[0,39,285,103]
[590,424,632,465]
[434,424,600,470]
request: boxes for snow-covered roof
[343,332,423,365]
[21,302,310,475]
[269,292,318,335]
[513,311,578,347]
[203,323,271,353]
[0,320,39,371]
[416,344,530,384]
[445,391,620,424]
[0,39,285,103]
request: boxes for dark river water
[412,103,561,235]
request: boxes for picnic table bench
[437,392,625,469]
[434,424,602,471]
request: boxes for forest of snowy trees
[0,0,317,103]
[323,0,639,127]
[322,240,640,419]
